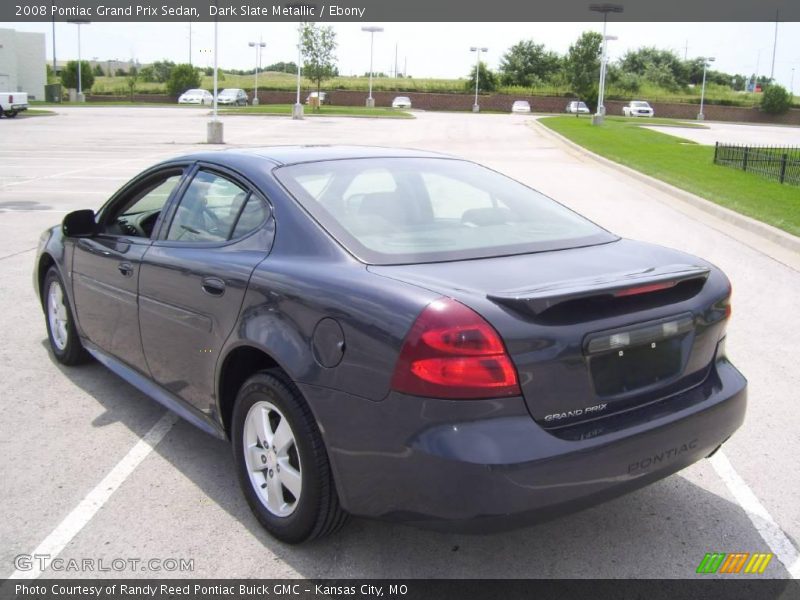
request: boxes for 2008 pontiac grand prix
[34,146,746,543]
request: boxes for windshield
[631,101,649,107]
[275,158,615,265]
[220,89,237,96]
[185,89,204,95]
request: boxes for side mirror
[62,209,97,238]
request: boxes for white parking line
[710,451,800,578]
[8,411,178,580]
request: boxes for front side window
[166,170,251,242]
[275,158,615,265]
[102,171,183,239]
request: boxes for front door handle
[201,276,226,296]
[118,262,134,277]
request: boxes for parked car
[0,92,29,118]
[216,88,248,106]
[178,89,213,105]
[566,100,590,114]
[35,146,745,544]
[391,96,412,109]
[511,100,531,113]
[623,100,655,117]
[305,91,329,105]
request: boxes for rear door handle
[201,276,226,296]
[118,262,134,277]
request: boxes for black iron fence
[714,143,800,186]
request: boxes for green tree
[761,84,791,114]
[138,65,156,82]
[61,61,95,91]
[618,47,686,87]
[466,61,498,93]
[92,64,104,77]
[565,32,602,109]
[301,23,338,109]
[499,40,561,87]
[151,60,176,83]
[166,64,201,98]
[125,66,139,101]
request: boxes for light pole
[791,68,795,97]
[697,56,715,120]
[293,22,304,119]
[589,3,623,125]
[469,46,488,112]
[207,11,223,144]
[67,20,90,102]
[51,2,56,76]
[248,39,266,105]
[362,26,384,108]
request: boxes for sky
[4,20,800,91]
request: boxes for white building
[0,29,46,100]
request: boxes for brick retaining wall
[87,91,800,125]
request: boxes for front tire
[232,370,347,543]
[43,267,90,365]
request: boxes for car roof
[168,145,455,167]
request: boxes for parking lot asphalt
[644,121,800,146]
[1,106,799,579]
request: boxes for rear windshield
[274,158,615,265]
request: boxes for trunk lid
[369,239,730,428]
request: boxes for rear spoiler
[486,264,710,315]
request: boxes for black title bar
[3,0,799,22]
[2,579,800,600]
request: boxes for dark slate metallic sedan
[34,146,746,543]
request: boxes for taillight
[8,95,12,104]
[391,298,520,399]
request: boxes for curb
[531,119,800,256]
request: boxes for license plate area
[584,313,694,397]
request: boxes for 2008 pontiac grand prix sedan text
[34,146,746,543]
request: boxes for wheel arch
[37,252,57,309]
[217,343,291,438]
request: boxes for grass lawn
[218,104,413,118]
[540,116,800,238]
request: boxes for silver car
[216,88,248,106]
[178,89,213,105]
[511,100,531,113]
[392,96,412,109]
[566,101,590,114]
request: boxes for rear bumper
[301,358,746,531]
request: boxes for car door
[71,166,187,374]
[138,165,274,416]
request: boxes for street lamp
[207,10,223,144]
[248,39,266,105]
[285,3,316,120]
[67,19,90,102]
[589,3,623,125]
[697,56,715,121]
[362,26,384,108]
[470,46,488,112]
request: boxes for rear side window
[166,170,266,243]
[275,158,615,265]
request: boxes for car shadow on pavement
[46,344,786,579]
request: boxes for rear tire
[6,110,17,118]
[43,267,90,365]
[232,370,347,543]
